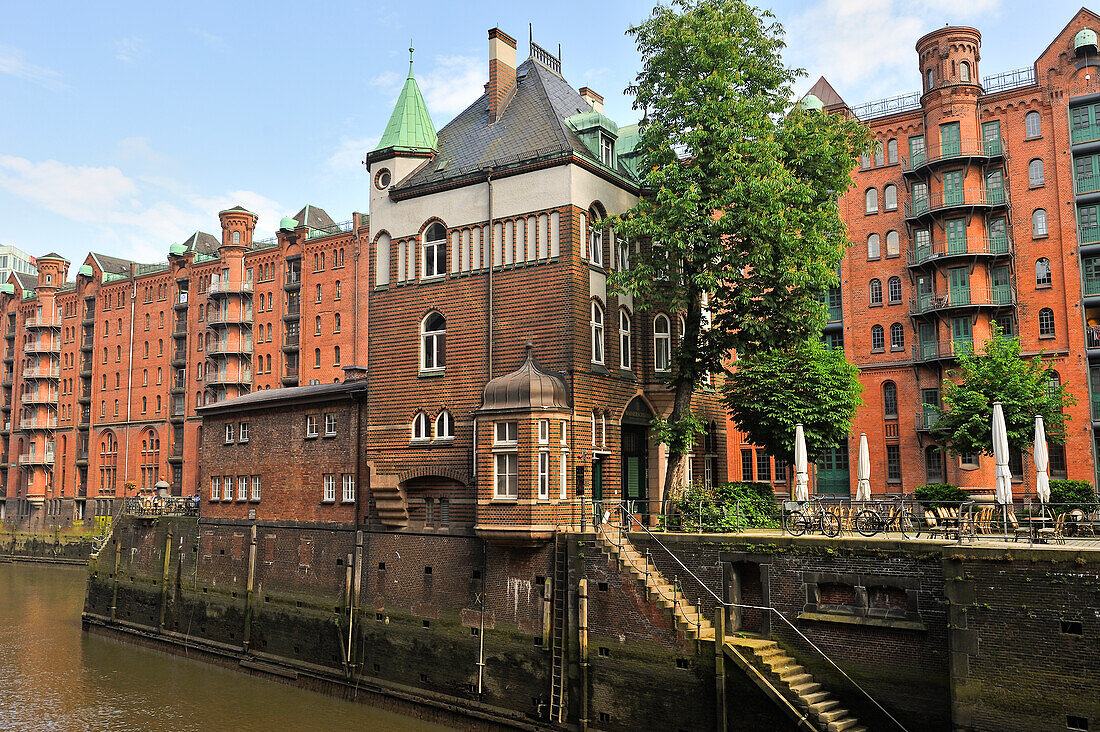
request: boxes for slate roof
[90,253,133,275]
[197,380,366,414]
[13,272,36,290]
[180,231,221,255]
[39,252,67,261]
[806,77,847,109]
[395,57,633,190]
[293,205,338,231]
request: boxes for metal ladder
[548,533,567,723]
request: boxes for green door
[815,442,850,496]
[592,460,603,501]
[922,388,940,429]
[987,217,1008,254]
[912,182,929,215]
[948,267,969,305]
[944,170,964,206]
[919,322,937,359]
[951,316,972,352]
[916,274,934,313]
[909,135,926,168]
[945,218,967,255]
[940,122,961,158]
[982,121,1001,156]
[986,169,1005,205]
[991,265,1011,305]
[914,229,931,263]
[621,426,647,503]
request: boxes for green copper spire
[373,41,437,154]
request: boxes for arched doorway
[621,397,654,510]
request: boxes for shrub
[1048,479,1097,510]
[665,481,780,532]
[914,483,968,508]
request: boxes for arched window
[1039,308,1055,337]
[887,276,902,303]
[421,312,446,371]
[232,231,241,244]
[654,314,671,372]
[1036,257,1052,287]
[883,381,898,418]
[590,301,605,364]
[314,348,321,367]
[886,230,900,257]
[865,188,878,214]
[334,345,341,366]
[960,61,970,82]
[871,324,885,351]
[588,206,604,266]
[1033,208,1048,237]
[890,322,905,350]
[1047,371,1062,401]
[867,233,880,259]
[874,142,884,167]
[315,283,322,302]
[887,139,898,164]
[333,313,341,333]
[1025,111,1042,138]
[1028,158,1045,186]
[870,278,883,305]
[926,68,934,90]
[619,309,632,370]
[435,411,453,439]
[884,184,897,211]
[411,412,429,441]
[315,315,322,334]
[334,280,341,300]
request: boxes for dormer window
[600,134,614,166]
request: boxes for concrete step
[761,653,797,668]
[807,698,840,714]
[780,673,814,688]
[800,691,832,706]
[828,719,863,732]
[817,707,849,723]
[775,665,807,680]
[790,682,822,696]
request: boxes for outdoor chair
[1035,512,1067,545]
[1006,512,1033,543]
[924,510,947,539]
[975,506,996,534]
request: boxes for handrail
[612,500,910,732]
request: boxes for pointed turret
[370,43,437,160]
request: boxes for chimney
[579,87,604,114]
[487,28,517,123]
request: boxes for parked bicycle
[853,499,923,539]
[783,499,841,537]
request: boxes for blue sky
[0,0,1090,267]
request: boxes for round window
[375,168,392,190]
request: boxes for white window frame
[322,474,336,503]
[324,413,337,436]
[559,453,568,499]
[412,412,430,442]
[422,223,447,279]
[237,476,248,501]
[435,411,453,440]
[238,422,249,443]
[560,420,568,446]
[305,415,318,437]
[537,451,550,500]
[342,474,356,503]
[600,134,614,167]
[494,421,518,445]
[685,454,694,486]
[224,423,234,443]
[223,476,233,501]
[590,302,605,364]
[619,309,631,370]
[251,475,261,501]
[211,476,220,501]
[420,312,446,372]
[538,419,549,445]
[654,314,671,372]
[589,220,603,267]
[494,452,519,499]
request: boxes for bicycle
[783,499,841,537]
[853,499,922,539]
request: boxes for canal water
[0,562,449,731]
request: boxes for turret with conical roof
[368,43,437,162]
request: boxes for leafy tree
[611,0,869,491]
[722,340,863,462]
[933,327,1074,456]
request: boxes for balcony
[907,236,1011,268]
[903,137,1005,175]
[170,349,187,366]
[1,373,11,386]
[208,280,254,297]
[78,407,90,425]
[1072,122,1100,146]
[24,339,60,354]
[3,348,12,362]
[77,387,91,404]
[173,317,188,335]
[24,365,60,379]
[20,416,58,430]
[912,339,973,363]
[18,452,54,466]
[21,392,57,405]
[283,332,300,350]
[1077,173,1100,196]
[281,367,299,386]
[283,301,301,320]
[204,371,252,386]
[207,310,253,326]
[1085,275,1100,298]
[79,360,92,376]
[284,271,302,289]
[909,286,1015,316]
[170,396,186,417]
[207,341,253,355]
[24,317,61,330]
[905,187,1008,221]
[914,412,941,432]
[75,450,89,465]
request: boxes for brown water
[0,561,449,732]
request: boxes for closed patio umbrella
[855,433,871,502]
[993,402,1013,505]
[793,423,809,502]
[1034,415,1050,504]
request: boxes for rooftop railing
[981,66,1036,94]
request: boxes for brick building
[0,204,369,529]
[728,8,1100,498]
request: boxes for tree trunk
[662,371,697,499]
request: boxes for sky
[0,0,1091,267]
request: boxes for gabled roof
[180,231,220,255]
[39,252,67,261]
[395,57,634,192]
[13,272,36,291]
[293,205,337,231]
[806,76,847,109]
[90,253,133,275]
[374,54,437,154]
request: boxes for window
[314,348,321,368]
[342,474,356,503]
[884,184,897,211]
[1033,209,1048,237]
[588,207,604,266]
[211,476,220,501]
[600,134,614,166]
[1036,258,1052,287]
[324,413,337,435]
[334,313,341,333]
[237,476,248,501]
[861,152,870,169]
[1039,308,1055,337]
[538,419,549,444]
[740,449,754,481]
[960,61,970,82]
[560,454,568,500]
[654,314,670,371]
[420,312,446,371]
[756,451,771,483]
[323,474,336,503]
[590,301,605,364]
[316,283,322,302]
[435,411,453,439]
[537,452,550,499]
[887,277,902,304]
[890,322,905,351]
[867,233,880,259]
[1025,111,1041,138]
[871,324,885,352]
[618,309,631,370]
[315,316,322,335]
[334,345,341,366]
[883,381,898,418]
[870,279,882,305]
[251,475,261,501]
[306,415,318,437]
[495,421,518,444]
[495,453,518,499]
[886,230,900,258]
[865,188,878,214]
[616,235,630,270]
[886,445,901,482]
[225,423,234,443]
[874,142,884,167]
[1028,158,1044,187]
[926,68,934,91]
[887,139,898,164]
[412,412,429,441]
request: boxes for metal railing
[18,451,54,465]
[1072,122,1100,146]
[23,340,60,353]
[907,236,1010,266]
[285,271,302,286]
[304,220,354,240]
[124,495,199,518]
[912,340,973,363]
[208,280,255,295]
[904,138,1003,171]
[23,316,62,329]
[906,187,1007,217]
[849,92,921,121]
[909,286,1014,315]
[23,365,60,379]
[1077,174,1100,195]
[982,66,1036,93]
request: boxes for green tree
[722,341,863,462]
[611,0,869,489]
[933,328,1074,455]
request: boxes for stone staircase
[371,483,409,529]
[726,637,867,732]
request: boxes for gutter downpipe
[486,171,494,378]
[123,266,136,489]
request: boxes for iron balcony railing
[1076,174,1100,196]
[1072,122,1100,146]
[1085,275,1100,297]
[20,392,57,405]
[909,286,1015,315]
[204,371,252,385]
[849,92,922,121]
[285,271,302,286]
[207,341,253,355]
[124,496,199,518]
[283,367,299,380]
[912,339,973,363]
[914,412,942,431]
[907,236,1010,266]
[171,397,186,416]
[171,349,187,363]
[906,187,1008,217]
[24,365,60,379]
[19,416,58,430]
[1080,225,1100,246]
[173,318,188,334]
[982,66,1036,94]
[904,138,1005,171]
[304,220,354,240]
[208,280,255,296]
[283,332,300,348]
[284,301,301,317]
[206,310,253,325]
[18,451,54,465]
[23,340,60,354]
[23,317,62,330]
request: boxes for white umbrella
[855,433,871,502]
[1034,415,1050,504]
[992,402,1013,505]
[793,423,809,502]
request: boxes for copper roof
[480,349,570,412]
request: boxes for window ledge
[320,499,335,504]
[887,300,902,306]
[869,302,883,308]
[865,210,878,216]
[249,498,261,503]
[419,275,446,284]
[491,445,518,453]
[1024,135,1043,142]
[323,432,337,438]
[410,438,432,446]
[618,369,637,381]
[433,437,455,445]
[867,256,881,262]
[305,433,318,440]
[885,254,900,259]
[1029,183,1045,190]
[797,611,926,632]
[590,364,610,375]
[491,496,518,502]
[871,348,885,354]
[1033,234,1049,240]
[419,369,445,378]
[1039,334,1056,339]
[1036,284,1052,290]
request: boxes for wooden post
[109,536,121,623]
[579,578,589,732]
[715,607,727,732]
[158,529,172,632]
[542,577,552,649]
[242,524,257,651]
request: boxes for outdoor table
[1021,515,1051,543]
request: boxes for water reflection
[0,563,448,731]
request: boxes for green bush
[665,481,781,532]
[1048,479,1097,510]
[914,483,968,508]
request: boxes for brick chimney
[487,28,517,123]
[579,87,604,114]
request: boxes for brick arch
[398,466,468,487]
[418,216,448,237]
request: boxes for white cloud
[114,37,145,63]
[0,43,65,90]
[419,55,484,117]
[326,136,379,174]
[369,70,402,88]
[0,156,138,221]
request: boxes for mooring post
[242,524,257,651]
[542,577,552,649]
[158,529,172,632]
[109,536,121,623]
[715,607,727,732]
[579,577,589,732]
